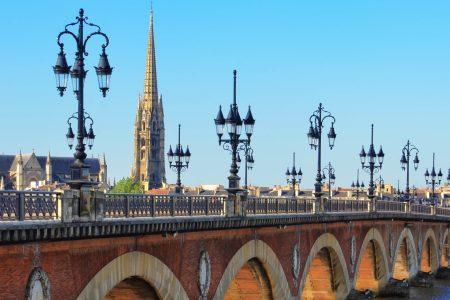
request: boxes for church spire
[143,6,158,106]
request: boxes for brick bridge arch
[299,232,351,299]
[213,239,291,300]
[76,251,188,300]
[419,228,439,273]
[392,227,418,280]
[353,228,390,293]
[441,228,449,267]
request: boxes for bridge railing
[376,200,408,213]
[324,199,370,213]
[410,203,432,215]
[2,190,450,222]
[436,206,450,216]
[104,194,227,218]
[0,191,60,221]
[245,197,315,215]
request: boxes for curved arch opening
[421,237,438,273]
[392,238,410,280]
[354,240,388,293]
[104,276,159,300]
[301,247,348,300]
[441,231,449,268]
[213,240,290,300]
[224,258,273,299]
[77,251,188,300]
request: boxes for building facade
[0,152,107,191]
[132,9,165,191]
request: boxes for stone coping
[0,212,448,245]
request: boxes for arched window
[141,150,145,160]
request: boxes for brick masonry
[0,219,448,299]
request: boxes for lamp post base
[314,182,323,214]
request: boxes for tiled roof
[0,155,15,173]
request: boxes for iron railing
[376,200,408,213]
[246,197,314,215]
[0,191,60,221]
[104,194,227,218]
[324,199,370,213]
[411,203,433,215]
[1,190,450,222]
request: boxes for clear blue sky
[1,0,450,190]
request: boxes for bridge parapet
[0,191,60,221]
[1,190,450,225]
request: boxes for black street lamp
[53,9,112,188]
[307,103,336,212]
[214,70,255,214]
[285,152,302,193]
[351,169,365,200]
[322,162,336,199]
[242,146,254,190]
[400,140,419,199]
[424,153,442,206]
[167,124,191,194]
[374,175,385,199]
[359,124,385,211]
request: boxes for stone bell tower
[131,7,165,191]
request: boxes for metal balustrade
[376,200,408,213]
[1,190,450,222]
[411,204,432,215]
[0,191,60,221]
[246,197,314,215]
[436,206,450,216]
[104,194,227,218]
[324,199,370,213]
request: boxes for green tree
[109,177,143,193]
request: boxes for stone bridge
[0,191,449,299]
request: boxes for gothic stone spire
[143,8,158,108]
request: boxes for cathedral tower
[132,8,165,190]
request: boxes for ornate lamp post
[285,152,302,193]
[167,124,191,194]
[242,147,254,190]
[424,153,443,206]
[400,140,419,199]
[374,175,385,199]
[53,9,112,189]
[351,169,365,200]
[307,103,336,213]
[214,70,255,215]
[359,124,385,212]
[321,162,336,199]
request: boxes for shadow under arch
[353,228,389,294]
[441,228,449,267]
[299,233,351,300]
[213,239,291,300]
[77,251,188,300]
[420,228,439,273]
[391,227,418,280]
